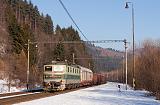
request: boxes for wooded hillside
[0,0,92,87]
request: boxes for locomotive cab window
[45,66,52,71]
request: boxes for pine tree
[44,14,53,34]
[53,43,65,61]
[55,25,61,35]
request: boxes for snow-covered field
[14,82,160,105]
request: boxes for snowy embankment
[0,80,25,93]
[15,82,160,105]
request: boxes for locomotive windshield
[53,65,65,71]
[45,66,52,71]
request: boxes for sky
[29,0,160,50]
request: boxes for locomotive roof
[44,63,80,68]
[44,61,92,71]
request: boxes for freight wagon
[79,66,93,86]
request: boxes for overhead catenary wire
[57,0,128,73]
[58,0,101,72]
[27,39,126,44]
[58,0,89,41]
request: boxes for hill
[86,44,124,72]
[0,0,92,87]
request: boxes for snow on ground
[15,82,160,105]
[0,80,25,93]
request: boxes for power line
[58,0,89,41]
[28,39,126,44]
[58,0,103,71]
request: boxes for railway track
[0,86,91,105]
[0,92,27,98]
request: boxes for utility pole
[89,62,91,69]
[125,2,135,89]
[124,39,128,90]
[122,56,125,83]
[27,39,30,90]
[72,53,75,64]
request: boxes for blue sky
[30,0,160,50]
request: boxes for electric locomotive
[43,62,81,91]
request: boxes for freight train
[43,62,106,91]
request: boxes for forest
[0,0,93,88]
